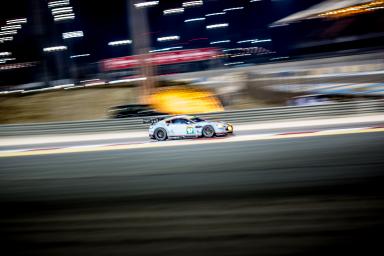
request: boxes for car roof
[163,115,194,121]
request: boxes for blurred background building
[0,0,383,123]
[0,0,382,87]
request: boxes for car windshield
[190,117,205,123]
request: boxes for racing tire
[202,125,215,138]
[154,128,167,141]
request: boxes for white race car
[146,115,233,141]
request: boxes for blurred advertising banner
[101,48,219,71]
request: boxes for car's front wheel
[154,128,167,141]
[202,125,215,138]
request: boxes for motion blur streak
[1,126,384,158]
[1,131,384,255]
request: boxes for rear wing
[143,116,166,125]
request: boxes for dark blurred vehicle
[287,94,335,106]
[108,104,166,119]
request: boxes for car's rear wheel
[154,128,167,141]
[202,125,215,138]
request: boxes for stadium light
[48,0,70,8]
[223,7,244,11]
[206,23,228,29]
[210,40,230,45]
[43,46,67,52]
[182,1,203,7]
[51,7,73,14]
[63,31,84,39]
[70,54,90,58]
[237,39,258,43]
[52,9,73,15]
[164,8,184,15]
[6,18,27,25]
[109,77,147,84]
[184,17,205,22]
[251,39,271,43]
[134,1,159,8]
[149,46,183,53]
[205,12,225,16]
[0,31,17,36]
[54,14,75,21]
[0,58,15,63]
[108,40,132,46]
[0,52,11,56]
[0,37,14,43]
[224,62,244,66]
[157,36,180,42]
[1,25,22,30]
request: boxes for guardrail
[0,100,383,136]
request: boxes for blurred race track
[1,124,384,255]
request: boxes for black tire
[154,128,167,141]
[202,125,215,138]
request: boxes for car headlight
[217,123,224,128]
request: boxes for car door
[168,118,193,137]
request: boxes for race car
[146,115,233,141]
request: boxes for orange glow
[318,0,384,18]
[149,86,224,114]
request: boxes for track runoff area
[0,115,383,158]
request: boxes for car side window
[172,118,189,124]
[171,119,180,124]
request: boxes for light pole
[63,30,84,83]
[42,46,67,83]
[128,0,155,104]
[30,0,50,86]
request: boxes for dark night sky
[0,0,323,62]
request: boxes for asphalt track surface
[1,119,384,152]
[1,122,384,255]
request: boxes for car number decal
[186,126,195,134]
